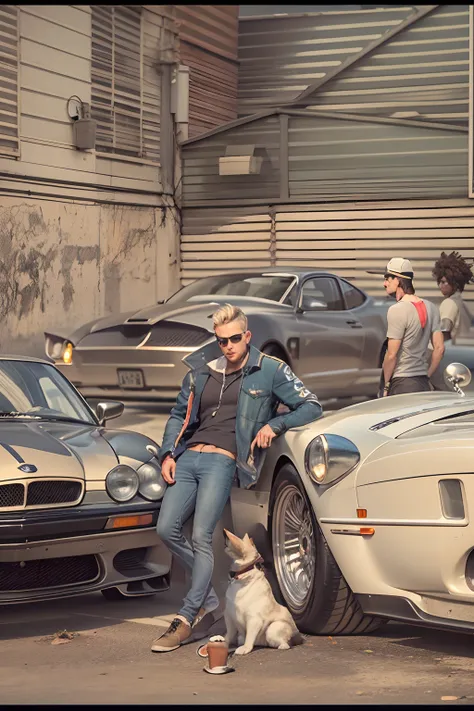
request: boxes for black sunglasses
[215,332,246,347]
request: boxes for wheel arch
[266,455,297,526]
[260,339,292,368]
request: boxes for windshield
[167,274,296,304]
[0,360,95,424]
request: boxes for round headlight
[305,434,360,487]
[137,461,166,501]
[63,342,73,365]
[106,465,139,502]
[305,435,328,484]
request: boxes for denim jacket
[159,343,323,489]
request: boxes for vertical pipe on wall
[160,63,175,196]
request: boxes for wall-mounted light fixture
[219,145,263,176]
[67,95,97,151]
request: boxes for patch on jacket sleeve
[282,364,311,398]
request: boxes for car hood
[0,421,119,482]
[69,296,287,342]
[316,391,474,440]
[87,301,219,333]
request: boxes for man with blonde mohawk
[151,303,322,653]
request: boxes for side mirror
[96,401,124,425]
[444,363,472,396]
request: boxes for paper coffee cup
[206,635,229,671]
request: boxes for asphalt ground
[2,579,474,705]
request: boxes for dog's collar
[229,556,265,580]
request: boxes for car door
[295,276,365,398]
[338,278,388,396]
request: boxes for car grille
[147,323,211,348]
[0,483,24,508]
[0,555,100,592]
[0,479,83,510]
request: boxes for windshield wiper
[0,412,93,425]
[0,412,42,419]
[40,415,94,425]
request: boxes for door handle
[346,319,363,328]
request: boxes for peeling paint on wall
[0,198,180,357]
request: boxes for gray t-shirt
[386,298,441,378]
[439,291,472,342]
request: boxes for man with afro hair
[432,251,474,343]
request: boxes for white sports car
[230,364,474,636]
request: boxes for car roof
[207,267,339,278]
[0,354,52,365]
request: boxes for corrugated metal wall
[299,5,469,127]
[181,207,272,283]
[176,5,239,138]
[237,5,416,115]
[182,115,281,203]
[180,3,473,307]
[181,199,474,308]
[287,114,468,199]
[181,111,468,206]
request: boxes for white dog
[223,529,303,656]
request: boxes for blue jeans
[156,449,236,625]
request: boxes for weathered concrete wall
[0,197,180,357]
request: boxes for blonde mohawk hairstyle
[212,303,248,331]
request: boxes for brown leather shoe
[151,617,192,653]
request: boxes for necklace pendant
[211,410,217,417]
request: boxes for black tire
[100,587,127,601]
[262,343,289,364]
[269,463,383,636]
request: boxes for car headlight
[49,340,64,360]
[137,461,166,501]
[63,342,73,364]
[305,434,360,487]
[106,465,139,502]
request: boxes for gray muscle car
[0,355,170,604]
[45,268,474,402]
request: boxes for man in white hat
[369,258,445,396]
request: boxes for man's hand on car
[251,424,277,451]
[162,456,176,485]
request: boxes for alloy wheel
[272,483,316,613]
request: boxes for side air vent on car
[439,479,465,520]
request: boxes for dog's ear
[224,529,243,548]
[243,533,255,546]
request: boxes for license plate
[117,369,145,389]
